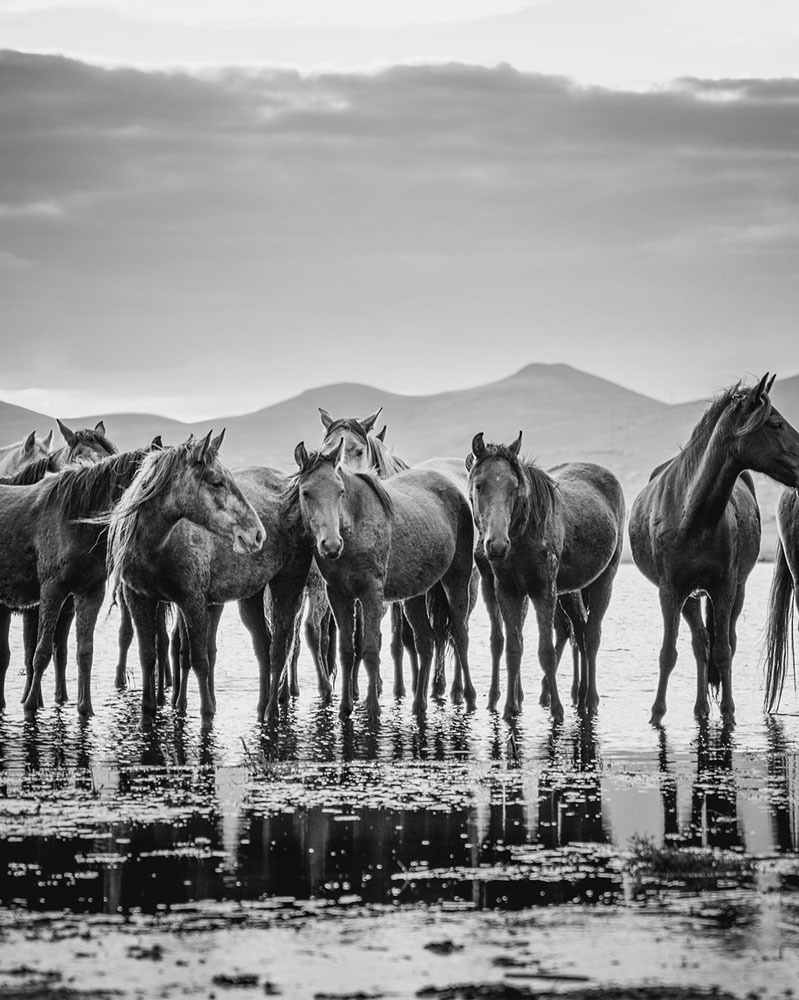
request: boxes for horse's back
[551,462,626,520]
[414,456,468,495]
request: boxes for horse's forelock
[468,442,555,532]
[324,418,368,445]
[71,427,118,455]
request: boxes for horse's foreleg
[155,602,171,703]
[496,585,527,719]
[681,596,710,720]
[403,595,435,715]
[326,589,357,719]
[206,604,224,713]
[389,603,406,698]
[0,606,11,713]
[476,550,503,712]
[124,588,159,723]
[175,615,191,713]
[532,588,564,723]
[262,574,306,722]
[22,607,42,707]
[23,587,66,719]
[178,601,214,723]
[52,596,75,705]
[115,590,134,690]
[651,587,682,727]
[709,587,736,729]
[440,575,476,712]
[73,586,104,717]
[357,590,384,718]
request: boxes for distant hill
[2,364,796,559]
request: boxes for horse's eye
[355,449,364,458]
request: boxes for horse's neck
[681,420,742,532]
[126,492,185,556]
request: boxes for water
[1,564,798,918]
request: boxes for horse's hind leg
[22,607,43,708]
[439,573,476,712]
[23,586,67,719]
[404,595,435,715]
[681,596,710,720]
[709,584,741,729]
[0,606,11,712]
[52,596,75,705]
[651,587,682,727]
[155,602,171,703]
[115,590,134,690]
[389,602,406,698]
[238,589,276,704]
[73,586,105,717]
[124,589,159,722]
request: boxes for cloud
[1,51,797,411]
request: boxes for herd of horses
[1,373,798,732]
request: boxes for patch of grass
[625,835,755,894]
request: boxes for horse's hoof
[393,684,406,699]
[502,704,520,722]
[412,697,428,715]
[450,686,464,706]
[486,689,500,713]
[649,710,665,728]
[338,701,354,720]
[77,702,94,718]
[550,704,565,724]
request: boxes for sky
[1,1,798,420]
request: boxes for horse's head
[0,429,52,476]
[294,438,347,560]
[726,374,799,488]
[319,406,382,474]
[57,419,118,466]
[466,430,524,561]
[172,429,264,554]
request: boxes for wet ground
[0,564,798,998]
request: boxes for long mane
[0,452,62,486]
[39,449,148,521]
[470,442,556,534]
[286,447,394,515]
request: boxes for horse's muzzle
[485,537,511,561]
[234,525,265,555]
[318,538,343,560]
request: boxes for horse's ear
[43,429,54,450]
[332,437,346,466]
[465,453,474,472]
[211,428,226,454]
[471,432,486,458]
[151,435,163,450]
[94,420,106,436]
[509,430,523,457]
[359,407,383,434]
[766,373,777,395]
[376,425,387,442]
[319,407,334,431]
[192,429,215,466]
[754,372,771,399]
[294,441,309,470]
[23,430,36,453]
[57,418,77,447]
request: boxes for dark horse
[467,432,626,722]
[290,441,476,718]
[108,434,310,724]
[0,421,118,711]
[629,374,799,728]
[764,487,799,712]
[0,447,152,718]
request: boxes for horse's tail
[764,538,797,713]
[426,582,451,693]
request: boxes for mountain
[2,364,796,558]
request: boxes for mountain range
[2,363,796,559]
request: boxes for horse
[763,488,799,712]
[628,374,799,728]
[290,440,476,718]
[0,430,53,477]
[466,431,626,723]
[108,434,311,724]
[0,446,153,718]
[0,421,118,711]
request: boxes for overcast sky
[1,1,797,419]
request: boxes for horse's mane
[0,452,62,486]
[322,417,410,478]
[285,447,394,515]
[678,382,772,479]
[106,442,200,589]
[39,449,148,521]
[469,442,557,533]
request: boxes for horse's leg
[177,599,215,723]
[404,595,435,715]
[681,595,710,721]
[402,611,419,695]
[357,589,384,717]
[22,607,43,707]
[548,599,575,709]
[52,595,75,705]
[440,573,476,712]
[352,603,364,701]
[531,586,564,723]
[124,589,159,722]
[325,589,358,719]
[389,603,406,698]
[304,599,333,701]
[650,586,682,727]
[709,585,737,729]
[173,615,192,711]
[496,584,527,720]
[262,573,306,722]
[581,565,618,716]
[73,586,104,717]
[0,606,11,712]
[476,549,504,712]
[206,604,224,713]
[115,590,134,690]
[23,586,67,719]
[238,588,274,705]
[155,602,171,704]
[429,584,450,701]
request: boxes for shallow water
[1,563,798,923]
